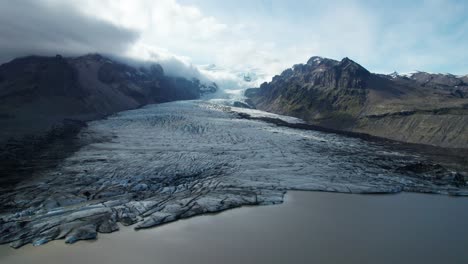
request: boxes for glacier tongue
[1,100,466,248]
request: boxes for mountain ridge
[0,53,218,141]
[245,56,468,149]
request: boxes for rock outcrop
[246,56,468,149]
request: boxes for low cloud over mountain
[0,0,139,63]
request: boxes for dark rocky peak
[280,68,294,78]
[317,57,372,89]
[269,64,301,81]
[304,56,368,79]
[306,56,339,67]
[259,81,269,90]
[289,59,333,76]
[291,63,309,74]
[337,57,370,75]
[268,56,373,89]
[307,56,324,65]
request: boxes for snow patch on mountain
[198,64,269,103]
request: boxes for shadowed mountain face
[0,54,218,141]
[0,54,217,185]
[246,56,468,149]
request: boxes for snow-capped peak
[399,71,420,78]
[307,56,325,65]
[385,71,417,78]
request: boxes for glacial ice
[0,100,466,248]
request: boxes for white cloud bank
[0,0,466,88]
[0,0,139,63]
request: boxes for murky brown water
[1,191,467,264]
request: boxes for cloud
[177,0,468,75]
[370,0,468,74]
[71,0,229,61]
[1,0,466,88]
[0,0,221,85]
[0,0,139,63]
[69,0,243,83]
[126,43,209,81]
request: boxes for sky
[0,0,467,84]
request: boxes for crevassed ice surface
[1,100,467,248]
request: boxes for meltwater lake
[1,191,468,264]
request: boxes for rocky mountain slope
[0,54,217,183]
[246,56,468,149]
[0,54,217,142]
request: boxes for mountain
[0,54,217,141]
[245,56,468,149]
[386,71,468,98]
[0,54,217,174]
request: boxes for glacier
[0,99,467,248]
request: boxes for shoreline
[4,189,467,251]
[1,191,467,264]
